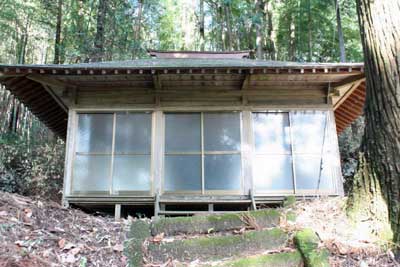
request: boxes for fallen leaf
[15,240,27,247]
[233,227,246,235]
[113,244,124,252]
[24,208,32,218]
[70,247,81,255]
[58,239,66,249]
[152,233,165,243]
[61,253,76,264]
[63,242,76,251]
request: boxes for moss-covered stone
[129,219,151,239]
[286,211,297,222]
[124,220,151,267]
[220,251,303,267]
[151,209,280,236]
[283,195,296,207]
[148,228,288,262]
[124,238,144,267]
[294,229,329,267]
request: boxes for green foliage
[0,133,65,201]
[0,0,363,64]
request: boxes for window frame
[162,111,244,195]
[70,111,154,196]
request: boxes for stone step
[151,209,281,236]
[147,228,288,262]
[157,210,242,216]
[214,251,303,267]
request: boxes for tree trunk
[288,13,296,61]
[199,0,205,51]
[255,0,265,59]
[335,0,346,62]
[224,3,233,51]
[265,0,276,60]
[53,0,63,64]
[352,0,400,247]
[307,0,312,62]
[132,0,143,58]
[92,0,107,62]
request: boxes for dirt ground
[0,192,129,267]
[0,192,399,267]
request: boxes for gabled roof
[0,59,365,138]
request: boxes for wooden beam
[26,74,77,90]
[152,74,162,90]
[333,79,365,110]
[241,74,251,90]
[43,85,68,112]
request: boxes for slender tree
[307,0,312,61]
[92,0,108,62]
[349,0,400,248]
[199,0,205,51]
[255,0,265,59]
[53,0,63,64]
[335,0,346,62]
[132,0,143,58]
[265,0,276,60]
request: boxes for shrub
[0,133,65,202]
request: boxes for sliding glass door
[164,112,242,194]
[252,112,294,193]
[252,111,334,194]
[72,112,152,195]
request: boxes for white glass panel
[291,111,327,154]
[164,155,201,191]
[76,114,113,153]
[204,113,241,151]
[295,155,332,190]
[165,114,201,152]
[253,155,294,191]
[72,155,110,192]
[113,155,150,192]
[253,113,291,154]
[115,113,151,153]
[204,155,241,190]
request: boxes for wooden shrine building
[0,51,365,216]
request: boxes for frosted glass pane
[295,155,332,190]
[204,155,241,190]
[204,113,241,151]
[291,111,327,154]
[76,114,113,153]
[115,113,151,153]
[164,155,201,191]
[253,155,294,191]
[165,114,201,152]
[113,155,150,192]
[72,155,110,192]
[253,113,291,153]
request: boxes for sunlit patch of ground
[287,197,398,267]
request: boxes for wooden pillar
[115,204,121,221]
[208,203,214,212]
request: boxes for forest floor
[287,197,399,267]
[0,191,398,267]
